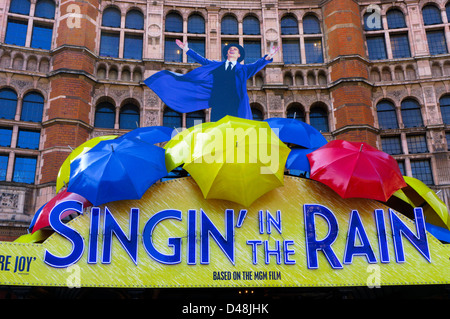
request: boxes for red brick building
[0,0,449,240]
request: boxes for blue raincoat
[144,49,273,120]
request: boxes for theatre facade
[0,0,449,241]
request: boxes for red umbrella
[31,189,91,233]
[307,140,407,202]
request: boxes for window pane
[13,156,37,184]
[310,107,329,132]
[186,110,205,128]
[31,23,53,50]
[243,16,260,35]
[377,101,398,129]
[124,34,143,60]
[281,16,299,35]
[119,105,139,129]
[390,34,411,58]
[447,4,450,24]
[401,99,423,128]
[165,13,183,33]
[94,102,115,128]
[282,40,301,64]
[422,5,442,25]
[35,0,55,19]
[446,132,450,150]
[251,108,263,121]
[367,36,387,60]
[187,39,205,63]
[0,128,12,147]
[407,135,428,154]
[244,40,261,64]
[21,92,44,122]
[102,7,121,28]
[411,160,434,185]
[426,30,448,55]
[0,89,18,120]
[9,0,30,15]
[364,12,382,31]
[221,15,238,35]
[397,160,405,176]
[163,107,182,129]
[5,19,28,46]
[440,95,450,124]
[17,130,40,149]
[164,38,182,62]
[125,10,144,30]
[100,32,120,58]
[387,9,406,29]
[188,14,205,34]
[286,106,305,122]
[303,15,321,34]
[381,136,403,155]
[305,39,323,63]
[0,155,8,181]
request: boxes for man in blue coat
[145,40,279,122]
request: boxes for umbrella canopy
[264,118,327,173]
[56,135,117,193]
[67,137,167,206]
[119,126,175,145]
[31,189,91,233]
[393,176,450,230]
[307,140,407,202]
[264,117,328,149]
[164,122,215,172]
[183,116,290,207]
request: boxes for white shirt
[226,60,237,70]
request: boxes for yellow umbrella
[164,122,215,172]
[56,135,117,192]
[183,116,290,207]
[14,229,53,243]
[393,176,450,230]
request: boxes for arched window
[251,107,264,121]
[0,88,18,120]
[125,9,144,30]
[188,14,205,34]
[221,15,238,35]
[163,107,182,129]
[286,104,305,122]
[439,95,450,124]
[165,12,183,33]
[5,0,54,50]
[387,9,406,29]
[102,7,121,28]
[9,0,30,15]
[422,5,442,25]
[186,110,205,128]
[377,100,398,129]
[35,0,55,19]
[94,102,115,128]
[21,92,44,122]
[119,104,140,129]
[303,15,321,34]
[364,11,382,31]
[401,99,423,128]
[309,106,329,132]
[281,15,299,35]
[243,16,260,35]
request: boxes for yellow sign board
[1,177,449,288]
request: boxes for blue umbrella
[265,117,327,149]
[119,126,175,145]
[67,137,167,206]
[286,147,319,172]
[426,222,450,243]
[28,203,46,233]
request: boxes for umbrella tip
[359,144,363,152]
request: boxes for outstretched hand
[176,39,188,51]
[266,44,280,60]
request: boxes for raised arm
[244,45,280,79]
[176,39,213,66]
